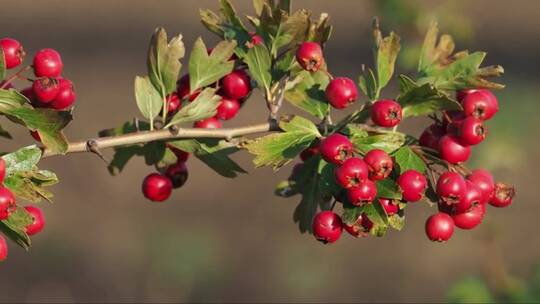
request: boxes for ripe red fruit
[425,212,455,242]
[371,99,402,127]
[456,89,478,102]
[216,97,240,120]
[248,32,264,47]
[312,211,343,244]
[166,94,181,114]
[489,182,515,208]
[0,235,7,261]
[30,130,41,142]
[436,171,467,205]
[335,157,369,189]
[438,135,471,164]
[33,48,63,77]
[379,198,399,216]
[456,116,487,146]
[50,78,76,110]
[454,180,483,213]
[452,203,485,230]
[300,142,319,162]
[222,70,251,100]
[0,187,16,220]
[347,180,377,206]
[194,117,222,129]
[32,77,60,103]
[165,161,188,188]
[0,38,25,69]
[319,133,353,165]
[24,206,45,236]
[419,124,446,150]
[176,74,200,101]
[168,146,190,162]
[460,89,499,121]
[142,173,173,202]
[0,157,5,184]
[363,149,393,181]
[296,42,324,72]
[397,170,428,202]
[325,77,358,109]
[343,213,373,237]
[466,169,495,204]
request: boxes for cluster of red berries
[0,158,45,261]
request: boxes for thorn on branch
[86,139,109,164]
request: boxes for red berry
[30,130,41,142]
[343,213,373,237]
[461,89,499,121]
[438,135,471,164]
[248,32,264,47]
[425,212,454,242]
[489,182,515,208]
[436,171,467,205]
[456,116,487,146]
[24,206,45,236]
[32,77,60,103]
[419,124,446,150]
[194,117,222,129]
[165,161,188,189]
[379,198,399,216]
[222,70,251,100]
[454,180,483,213]
[142,173,172,202]
[296,42,324,72]
[0,235,7,261]
[216,97,240,120]
[397,170,428,202]
[466,169,495,204]
[364,149,393,181]
[325,77,358,109]
[0,38,25,69]
[371,99,402,127]
[168,146,190,162]
[319,133,353,165]
[33,48,63,77]
[456,89,478,102]
[335,157,369,189]
[0,157,5,184]
[452,203,485,230]
[0,187,16,220]
[20,86,35,100]
[300,142,319,162]
[312,211,343,244]
[176,74,200,101]
[166,94,181,114]
[347,180,377,206]
[50,78,76,110]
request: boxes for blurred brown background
[0,0,538,302]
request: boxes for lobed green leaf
[188,38,236,92]
[284,70,330,119]
[244,44,272,92]
[393,146,427,173]
[147,28,185,96]
[134,76,163,129]
[166,88,221,127]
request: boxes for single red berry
[50,78,76,110]
[461,89,499,121]
[312,211,343,244]
[343,213,373,237]
[168,145,190,162]
[325,77,358,109]
[248,32,264,47]
[452,203,485,230]
[489,182,515,208]
[436,171,467,205]
[363,149,393,181]
[397,170,428,202]
[319,133,353,165]
[296,42,324,72]
[30,130,41,142]
[142,173,173,202]
[33,48,63,77]
[0,187,16,220]
[300,142,319,162]
[371,99,402,127]
[379,198,399,216]
[194,117,222,129]
[425,212,455,242]
[216,97,240,120]
[456,89,478,102]
[176,74,200,101]
[455,116,487,146]
[466,169,495,204]
[438,135,471,164]
[335,157,369,189]
[0,235,7,261]
[419,124,446,150]
[165,161,189,189]
[0,38,25,69]
[347,180,377,206]
[32,77,60,103]
[24,206,45,236]
[454,180,483,213]
[0,157,5,184]
[222,70,251,100]
[166,94,181,114]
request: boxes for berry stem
[0,65,31,89]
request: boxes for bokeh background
[0,0,539,302]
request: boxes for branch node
[86,139,109,164]
[169,124,179,135]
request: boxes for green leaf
[142,141,166,166]
[188,38,236,92]
[200,9,225,37]
[351,131,405,154]
[245,116,320,170]
[376,32,401,90]
[134,76,163,129]
[0,89,29,109]
[446,277,495,304]
[397,75,462,118]
[4,170,57,203]
[307,13,333,46]
[393,146,427,173]
[342,203,365,225]
[358,68,378,101]
[244,44,272,92]
[147,28,185,96]
[165,88,220,127]
[0,47,5,81]
[363,202,388,237]
[0,207,32,250]
[284,70,330,119]
[270,9,310,56]
[376,178,402,200]
[2,146,41,175]
[169,139,246,178]
[388,214,405,231]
